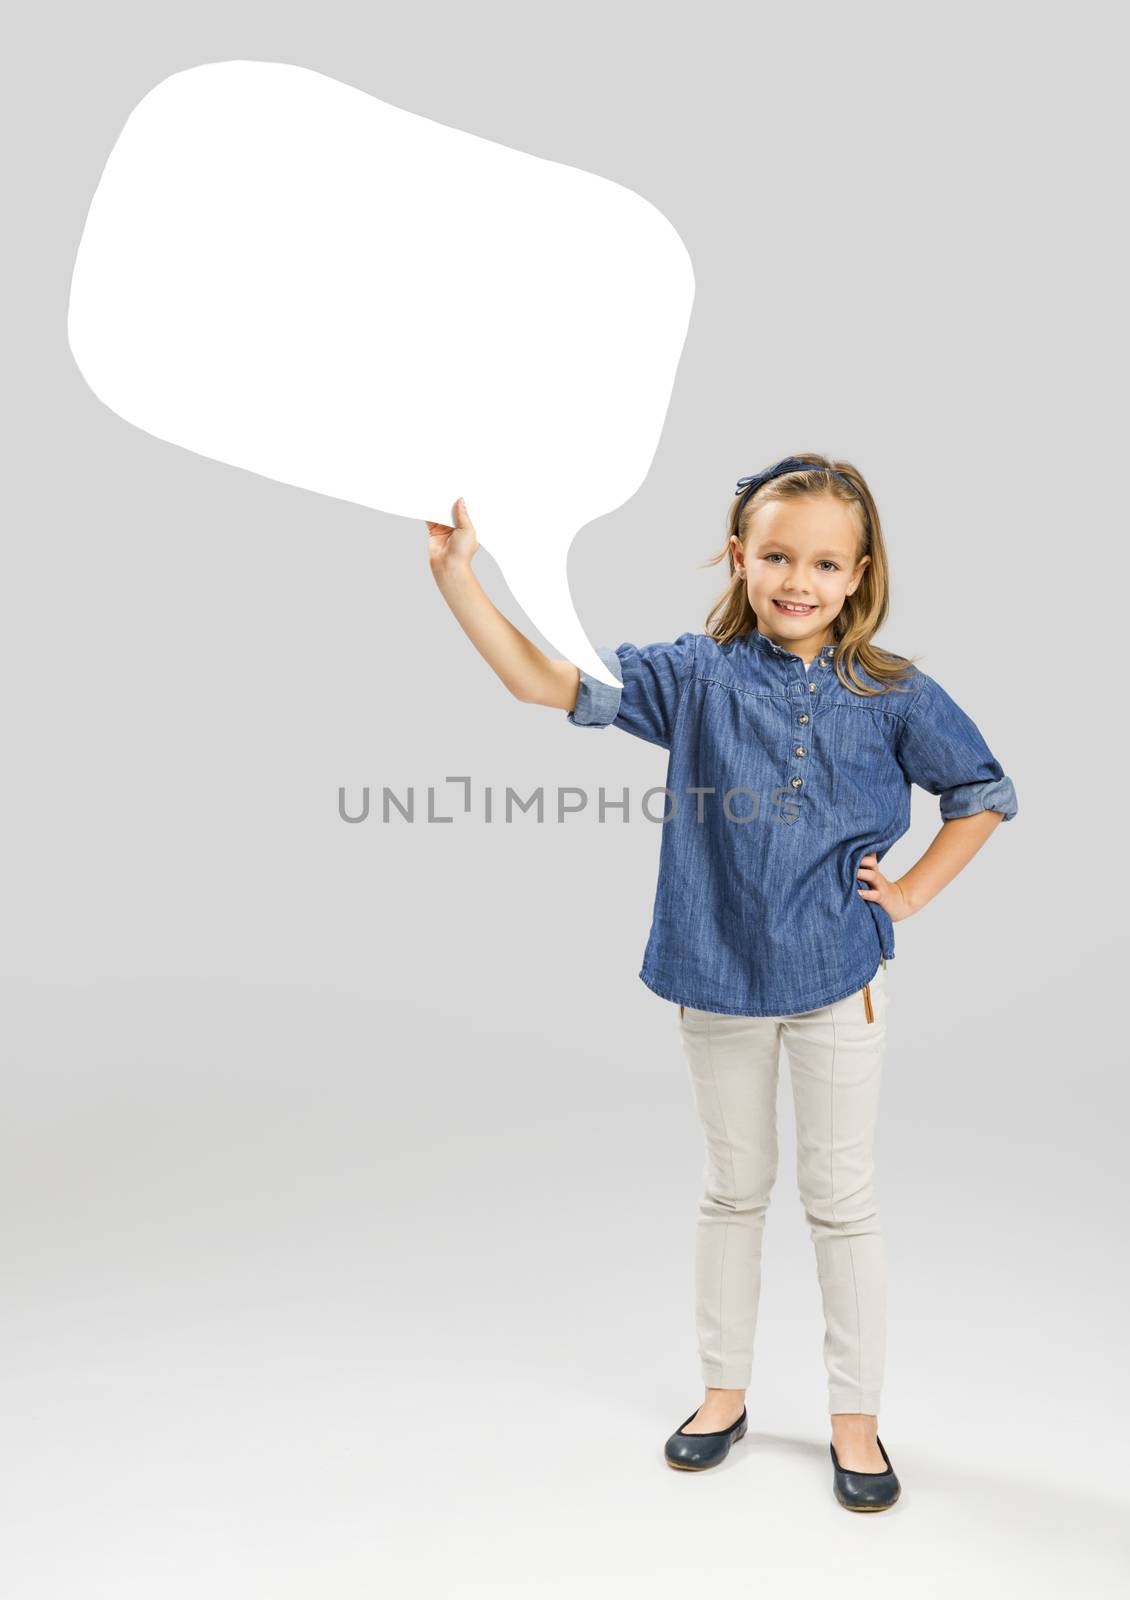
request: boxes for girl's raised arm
[427,498,580,711]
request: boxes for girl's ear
[847,552,870,596]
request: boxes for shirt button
[798,713,809,723]
[818,657,827,668]
[790,776,803,789]
[808,682,817,693]
[794,745,806,757]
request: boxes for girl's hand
[856,852,915,921]
[425,498,480,580]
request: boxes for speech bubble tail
[491,540,621,690]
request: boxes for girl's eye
[763,553,839,571]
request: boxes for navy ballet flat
[664,1405,748,1471]
[829,1434,901,1511]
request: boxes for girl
[426,454,1017,1512]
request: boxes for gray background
[3,3,1127,1596]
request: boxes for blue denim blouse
[566,629,1017,1017]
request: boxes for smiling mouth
[773,599,816,614]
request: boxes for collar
[745,629,837,666]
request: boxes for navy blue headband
[734,456,857,522]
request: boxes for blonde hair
[701,452,919,698]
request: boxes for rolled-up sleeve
[566,647,625,728]
[895,672,1018,822]
[565,633,698,751]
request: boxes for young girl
[426,454,1017,1512]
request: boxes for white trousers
[677,961,889,1415]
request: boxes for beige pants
[677,961,889,1415]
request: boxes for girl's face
[730,494,870,654]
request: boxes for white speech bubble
[66,60,694,687]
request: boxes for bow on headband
[735,457,856,510]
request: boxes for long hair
[701,453,918,698]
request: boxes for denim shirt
[566,629,1017,1017]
